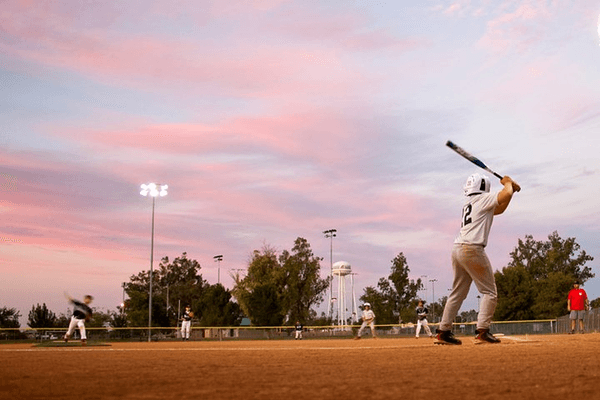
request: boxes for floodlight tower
[323,229,337,320]
[214,255,223,285]
[429,278,438,322]
[140,182,168,342]
[332,261,358,328]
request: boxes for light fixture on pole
[140,182,168,342]
[323,229,337,320]
[214,255,223,285]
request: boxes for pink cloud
[1,0,403,100]
[477,2,553,54]
[54,109,371,171]
[0,1,420,99]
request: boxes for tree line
[0,231,595,331]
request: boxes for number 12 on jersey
[462,204,472,227]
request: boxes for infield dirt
[1,334,599,399]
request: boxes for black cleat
[474,329,501,344]
[434,329,462,345]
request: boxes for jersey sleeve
[480,191,499,211]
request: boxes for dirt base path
[1,334,599,399]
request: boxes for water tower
[332,261,358,328]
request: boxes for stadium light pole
[323,229,337,320]
[429,278,438,322]
[420,275,428,302]
[140,182,168,342]
[121,282,126,315]
[214,255,223,285]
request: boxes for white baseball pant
[66,316,87,340]
[357,320,376,337]
[181,320,191,339]
[440,244,497,331]
[416,318,432,337]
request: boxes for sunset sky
[2,0,600,325]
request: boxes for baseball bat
[446,140,503,180]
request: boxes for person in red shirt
[567,281,589,334]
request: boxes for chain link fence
[5,310,599,342]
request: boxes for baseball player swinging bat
[446,140,520,192]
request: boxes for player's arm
[494,176,519,215]
[567,298,571,312]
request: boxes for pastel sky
[2,0,600,325]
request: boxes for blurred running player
[64,294,93,346]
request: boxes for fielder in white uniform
[435,173,519,345]
[295,321,303,340]
[415,300,433,338]
[64,294,93,345]
[355,303,377,339]
[181,305,192,341]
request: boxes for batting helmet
[464,173,491,196]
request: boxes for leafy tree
[389,253,422,321]
[309,311,333,326]
[494,232,594,320]
[197,284,242,326]
[359,253,422,324]
[87,309,113,328]
[0,307,20,328]
[507,232,594,282]
[494,264,535,320]
[245,283,285,326]
[232,238,329,326]
[530,272,574,319]
[232,245,283,324]
[279,237,329,324]
[55,313,70,329]
[28,303,58,328]
[125,252,208,327]
[428,295,448,323]
[110,307,128,328]
[458,309,478,323]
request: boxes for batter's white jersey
[455,191,499,247]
